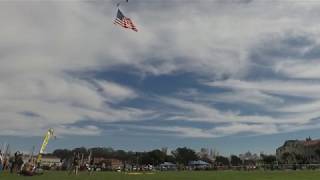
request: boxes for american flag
[114,9,138,32]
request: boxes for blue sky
[2,0,320,155]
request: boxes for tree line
[53,147,198,166]
[51,147,277,167]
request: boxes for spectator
[9,156,14,173]
[73,153,80,175]
[0,150,3,174]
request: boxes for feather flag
[37,128,54,163]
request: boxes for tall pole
[30,146,35,163]
[1,142,5,153]
[81,153,84,166]
[4,144,10,159]
[3,143,10,170]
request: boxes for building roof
[188,160,209,166]
[302,139,320,147]
[281,138,320,148]
[160,162,176,166]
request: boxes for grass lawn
[1,170,320,180]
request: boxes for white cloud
[2,0,320,138]
[0,71,148,136]
[95,80,137,102]
[279,101,320,114]
[209,90,284,106]
[160,97,298,124]
[117,123,279,138]
[275,60,320,79]
[55,125,102,136]
[207,79,320,98]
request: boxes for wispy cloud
[207,79,320,98]
[275,60,320,79]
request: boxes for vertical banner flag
[37,128,54,163]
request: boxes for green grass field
[1,171,320,180]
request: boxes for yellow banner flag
[37,128,54,163]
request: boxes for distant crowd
[0,150,25,174]
[0,149,93,176]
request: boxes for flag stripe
[114,9,138,32]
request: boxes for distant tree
[315,149,320,162]
[165,155,176,163]
[72,147,88,156]
[114,150,128,161]
[261,154,276,164]
[215,156,230,166]
[291,153,304,164]
[148,149,166,165]
[230,155,242,166]
[126,151,138,164]
[261,154,277,170]
[89,147,114,158]
[172,147,198,166]
[281,152,290,164]
[52,149,73,160]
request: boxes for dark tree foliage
[115,150,129,161]
[230,155,242,166]
[281,152,290,164]
[52,149,73,160]
[89,147,114,158]
[261,154,276,164]
[315,149,320,160]
[139,149,167,165]
[52,147,173,165]
[165,155,176,163]
[52,146,199,166]
[172,147,198,166]
[72,147,88,156]
[215,156,230,166]
[148,149,166,165]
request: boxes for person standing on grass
[9,156,14,173]
[16,153,24,174]
[13,151,19,173]
[69,153,80,175]
[74,153,80,175]
[89,157,95,175]
[0,150,3,174]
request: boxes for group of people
[0,150,37,176]
[69,153,95,175]
[0,151,96,176]
[69,153,96,175]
